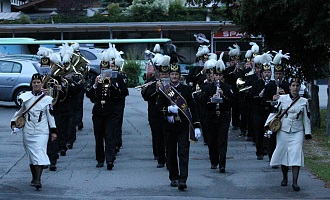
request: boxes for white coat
[11,92,56,165]
[265,94,311,167]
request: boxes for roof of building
[0,12,21,21]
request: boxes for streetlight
[50,11,57,24]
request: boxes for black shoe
[281,179,288,186]
[246,137,253,141]
[157,163,165,168]
[30,180,36,186]
[239,132,246,137]
[43,165,49,169]
[60,149,66,156]
[211,165,217,169]
[272,165,279,169]
[49,164,57,171]
[66,143,73,149]
[170,180,178,187]
[292,184,300,191]
[34,182,42,190]
[178,182,187,191]
[107,162,114,170]
[219,167,226,173]
[257,155,264,160]
[96,162,104,168]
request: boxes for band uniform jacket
[156,84,200,128]
[141,76,159,118]
[265,94,311,135]
[11,92,56,134]
[199,81,233,124]
[86,76,125,115]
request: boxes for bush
[123,60,142,87]
[20,14,32,24]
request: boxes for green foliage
[123,60,142,87]
[227,0,330,81]
[306,109,330,187]
[20,14,32,24]
[122,49,142,87]
[123,0,169,22]
[33,17,49,24]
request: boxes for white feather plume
[196,45,210,57]
[254,52,273,64]
[208,53,217,60]
[204,59,217,69]
[245,50,253,59]
[37,47,53,57]
[228,43,240,56]
[272,50,290,65]
[159,55,170,66]
[216,52,226,72]
[249,42,259,53]
[152,53,163,65]
[115,57,124,67]
[59,43,73,58]
[71,42,79,51]
[153,44,161,53]
[100,49,111,62]
[50,53,61,64]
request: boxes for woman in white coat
[11,73,57,190]
[265,78,312,191]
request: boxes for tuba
[42,75,60,106]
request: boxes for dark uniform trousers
[254,107,269,156]
[75,87,85,128]
[207,112,231,168]
[86,77,126,165]
[114,100,125,149]
[142,79,166,163]
[156,83,200,184]
[92,112,117,163]
[163,120,190,183]
[150,116,166,164]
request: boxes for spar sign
[214,31,261,39]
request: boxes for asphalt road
[0,88,329,200]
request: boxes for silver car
[0,57,40,106]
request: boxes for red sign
[214,31,244,38]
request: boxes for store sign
[214,31,261,39]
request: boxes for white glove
[168,105,179,114]
[167,115,174,123]
[194,128,201,139]
[11,128,21,135]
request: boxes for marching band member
[156,60,201,191]
[86,47,126,170]
[11,73,57,190]
[142,54,170,168]
[199,52,233,173]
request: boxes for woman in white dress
[11,73,57,190]
[265,78,312,191]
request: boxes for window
[80,50,97,60]
[0,61,14,73]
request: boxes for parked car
[0,57,40,106]
[2,54,42,62]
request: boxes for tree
[222,0,330,128]
[56,0,94,16]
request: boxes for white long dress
[265,94,311,167]
[11,92,56,165]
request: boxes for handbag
[269,95,300,133]
[15,93,46,128]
